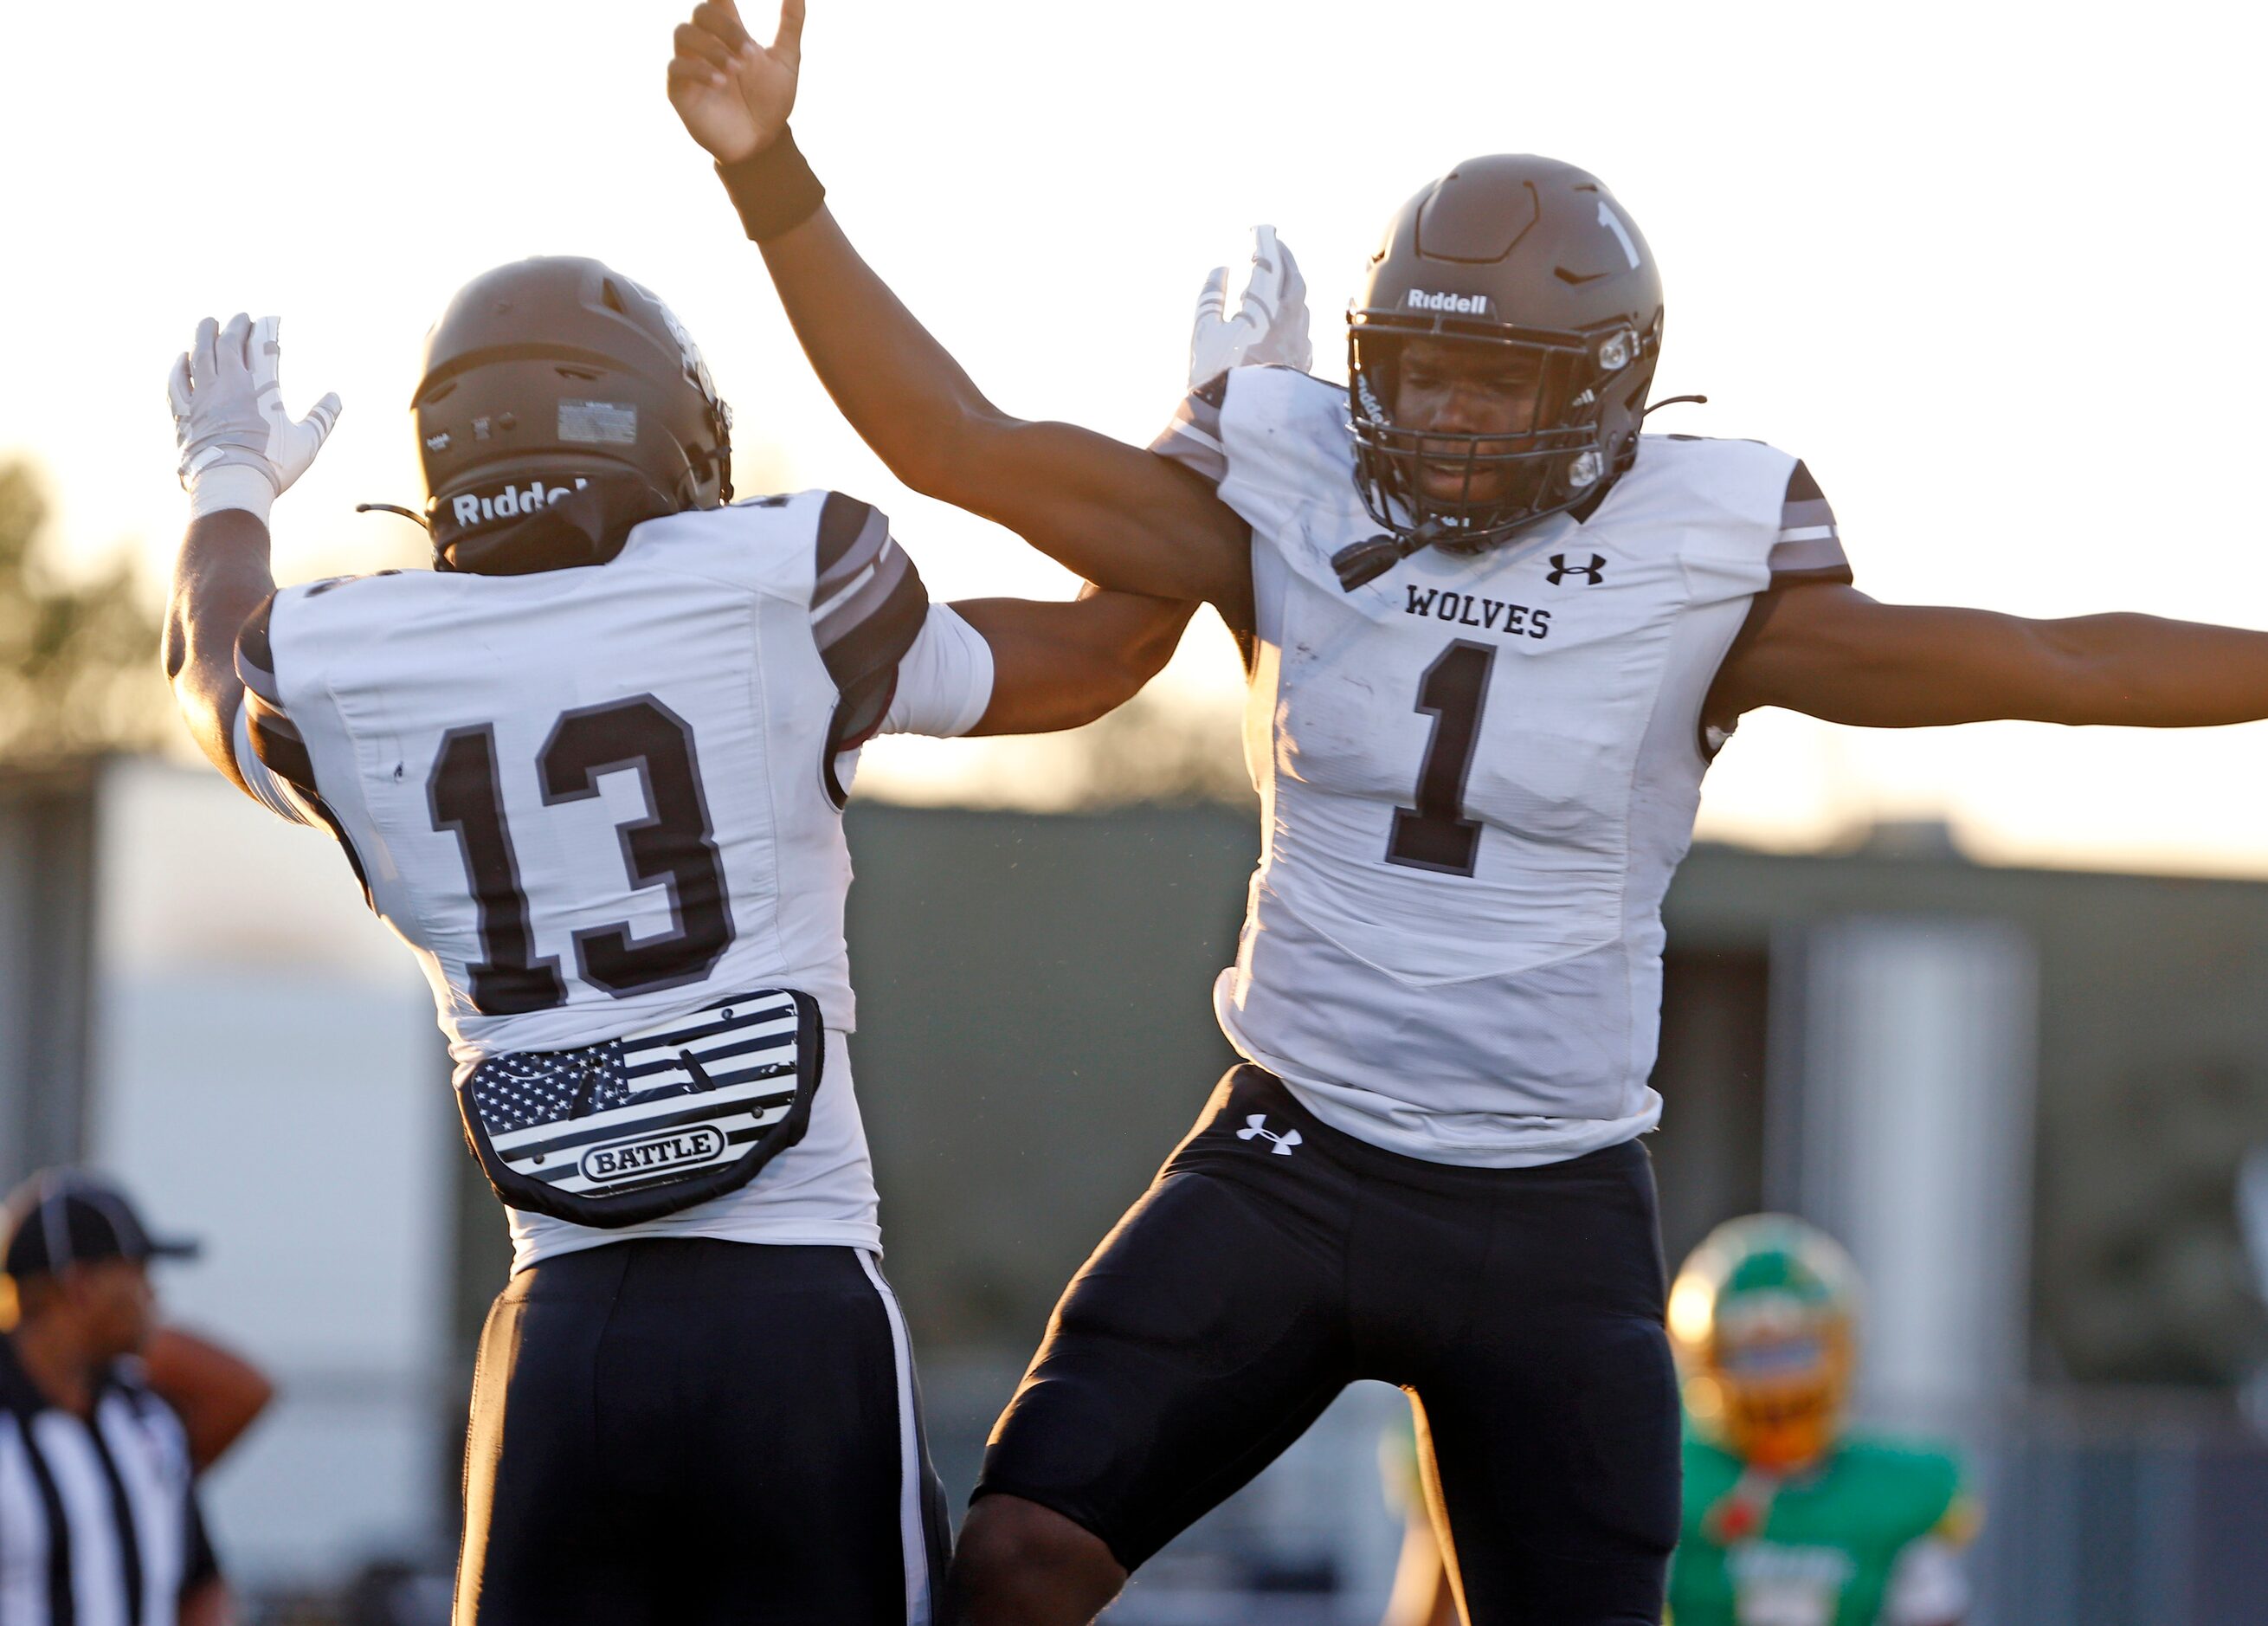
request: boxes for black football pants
[977,1066,1678,1624]
[456,1238,949,1625]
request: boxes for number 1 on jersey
[1387,641,1493,877]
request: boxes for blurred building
[0,758,455,1596]
[6,762,2268,1623]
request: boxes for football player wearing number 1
[673,3,2268,1621]
[163,273,1190,1625]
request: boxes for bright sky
[6,0,2267,873]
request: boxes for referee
[0,1171,229,1626]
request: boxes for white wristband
[187,464,277,525]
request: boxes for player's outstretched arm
[955,588,1196,736]
[1713,582,2268,727]
[666,1,1253,621]
[162,314,340,794]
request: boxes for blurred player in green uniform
[1665,1216,1975,1625]
[1380,1214,1976,1626]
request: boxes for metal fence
[932,1372,2268,1626]
[1971,1390,2268,1626]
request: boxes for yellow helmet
[1667,1214,1860,1472]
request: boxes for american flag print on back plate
[467,991,806,1200]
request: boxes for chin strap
[1334,513,1556,591]
[1331,519,1449,591]
[435,475,676,577]
[1336,442,1646,591]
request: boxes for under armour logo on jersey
[1546,552,1608,586]
[1235,1113,1302,1155]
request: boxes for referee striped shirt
[0,1336,216,1626]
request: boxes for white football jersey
[1154,367,1850,1165]
[229,493,994,1265]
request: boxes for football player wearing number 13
[678,4,2268,1622]
[162,281,1192,1622]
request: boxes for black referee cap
[2,1170,201,1281]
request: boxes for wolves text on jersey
[1401,584,1552,641]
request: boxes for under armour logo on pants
[1236,1113,1302,1155]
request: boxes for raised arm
[665,2,1253,620]
[1711,581,2268,728]
[754,212,1247,616]
[165,509,271,794]
[162,315,339,795]
[956,588,1196,736]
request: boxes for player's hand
[668,0,805,165]
[1189,225,1312,388]
[167,314,340,519]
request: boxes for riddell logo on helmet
[450,477,590,531]
[1406,289,1496,317]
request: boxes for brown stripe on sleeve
[235,591,287,706]
[815,492,892,596]
[1148,371,1232,487]
[807,494,932,808]
[243,691,319,801]
[1771,459,1852,584]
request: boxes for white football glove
[168,313,341,522]
[1189,225,1312,388]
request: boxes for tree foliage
[0,461,168,760]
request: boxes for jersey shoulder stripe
[1770,459,1852,584]
[235,594,286,706]
[815,489,892,593]
[1150,369,1234,487]
[233,590,376,904]
[807,493,931,806]
[234,592,319,797]
[810,494,925,665]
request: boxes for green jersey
[1668,1431,1968,1626]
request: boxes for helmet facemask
[1331,155,1666,589]
[1347,314,1656,553]
[1669,1214,1862,1475]
[1698,1294,1857,1471]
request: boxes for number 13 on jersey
[430,695,736,1016]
